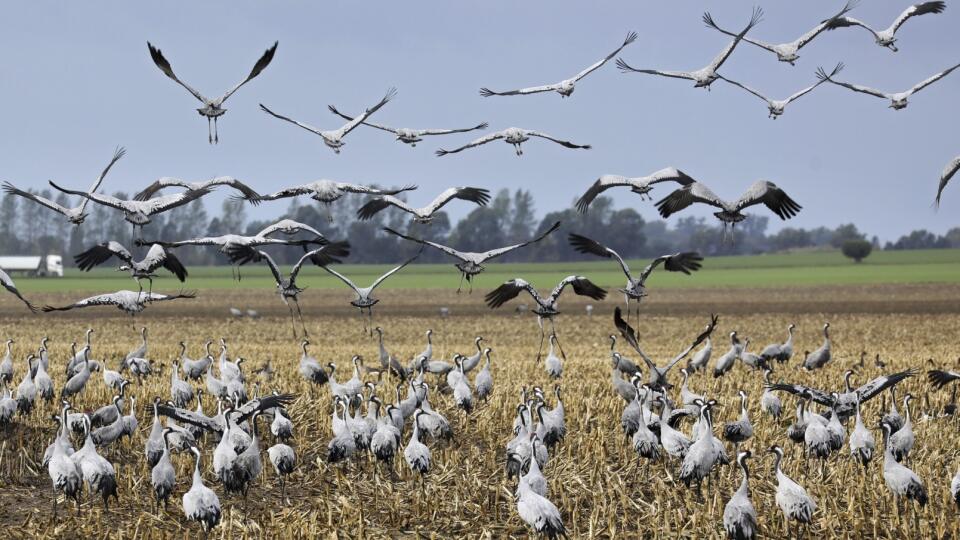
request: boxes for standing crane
[770,445,817,539]
[723,450,757,540]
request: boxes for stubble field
[1,283,959,539]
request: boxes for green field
[11,248,960,293]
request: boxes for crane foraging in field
[485,275,607,361]
[383,221,559,293]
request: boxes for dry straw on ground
[1,284,959,538]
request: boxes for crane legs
[292,297,308,338]
[549,319,567,360]
[207,118,213,145]
[213,117,219,144]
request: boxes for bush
[841,239,872,263]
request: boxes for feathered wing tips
[816,62,846,83]
[308,241,352,266]
[570,277,607,301]
[748,182,802,220]
[663,252,704,275]
[693,314,720,346]
[0,271,36,313]
[452,187,492,207]
[246,41,278,81]
[484,280,527,309]
[356,197,393,221]
[382,184,419,196]
[162,251,189,282]
[928,369,960,389]
[568,233,613,259]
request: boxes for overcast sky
[1,1,957,242]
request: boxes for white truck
[0,255,64,277]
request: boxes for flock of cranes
[0,2,956,537]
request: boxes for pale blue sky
[1,1,957,242]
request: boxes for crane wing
[764,383,833,407]
[259,104,325,136]
[907,62,960,95]
[370,248,422,291]
[256,219,325,239]
[571,31,639,82]
[703,7,763,73]
[156,403,223,435]
[889,1,946,35]
[436,131,506,156]
[855,369,916,401]
[616,58,693,80]
[479,221,561,262]
[291,242,351,281]
[816,67,889,99]
[568,233,631,278]
[2,182,72,215]
[733,181,802,220]
[141,187,213,215]
[81,146,126,212]
[418,123,489,136]
[422,187,491,215]
[0,270,36,313]
[655,181,727,218]
[479,83,560,97]
[326,104,398,134]
[936,156,960,207]
[485,278,542,309]
[234,392,296,424]
[639,251,703,283]
[329,88,397,139]
[718,76,770,104]
[356,195,417,221]
[927,369,960,389]
[214,41,278,105]
[551,275,607,303]
[42,292,125,312]
[525,131,591,150]
[382,227,466,260]
[74,241,133,270]
[147,42,208,103]
[48,181,131,211]
[132,177,191,201]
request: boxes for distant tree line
[0,187,957,267]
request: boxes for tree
[841,239,872,263]
[830,223,864,248]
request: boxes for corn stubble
[1,290,959,539]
